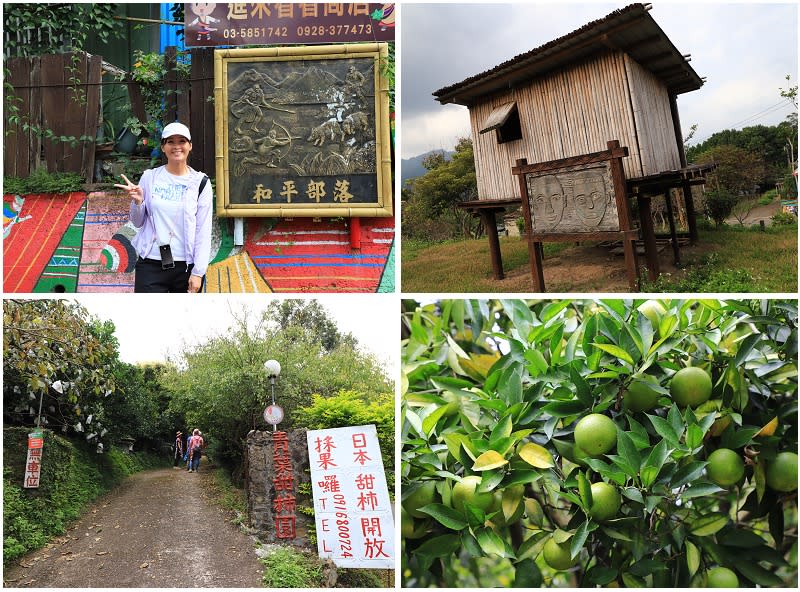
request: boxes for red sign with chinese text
[184,3,395,47]
[271,431,297,540]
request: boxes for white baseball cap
[161,122,191,141]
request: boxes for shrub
[759,189,778,205]
[260,545,325,588]
[703,188,738,226]
[3,168,84,195]
[772,210,798,226]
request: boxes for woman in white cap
[114,122,212,293]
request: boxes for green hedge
[2,427,168,564]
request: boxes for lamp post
[263,360,283,432]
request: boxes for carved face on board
[529,174,565,230]
[571,169,610,227]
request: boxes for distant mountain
[401,149,454,184]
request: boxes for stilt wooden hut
[434,3,713,289]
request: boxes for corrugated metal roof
[434,3,704,106]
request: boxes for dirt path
[3,467,263,588]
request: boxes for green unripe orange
[766,451,798,492]
[706,566,739,588]
[706,448,744,487]
[542,538,576,571]
[574,414,617,457]
[623,375,662,412]
[403,481,436,518]
[670,367,713,408]
[588,482,621,521]
[452,475,494,513]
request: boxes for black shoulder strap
[198,175,209,196]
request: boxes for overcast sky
[66,294,398,377]
[400,1,798,159]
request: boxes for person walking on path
[113,122,212,293]
[173,431,183,469]
[187,428,205,473]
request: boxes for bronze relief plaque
[525,162,619,233]
[214,44,392,217]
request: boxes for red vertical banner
[307,424,394,568]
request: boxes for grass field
[401,223,798,293]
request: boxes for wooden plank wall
[470,50,657,200]
[622,54,681,176]
[188,47,216,175]
[4,53,100,180]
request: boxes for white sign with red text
[307,424,394,568]
[23,430,44,488]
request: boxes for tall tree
[3,300,119,451]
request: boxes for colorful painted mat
[3,193,86,293]
[247,217,394,292]
[204,252,272,293]
[33,202,87,293]
[77,193,136,292]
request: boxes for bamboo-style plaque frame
[214,43,392,217]
[513,140,639,291]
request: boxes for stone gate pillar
[246,429,313,546]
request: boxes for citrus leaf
[577,472,593,510]
[414,534,462,558]
[682,483,724,500]
[490,414,513,444]
[513,560,542,588]
[502,487,523,522]
[476,526,507,557]
[552,529,572,544]
[690,513,728,536]
[417,503,468,530]
[570,519,598,559]
[754,458,766,503]
[473,450,508,471]
[755,416,779,437]
[735,561,785,587]
[518,442,554,468]
[421,404,450,437]
[591,342,634,365]
[685,540,700,576]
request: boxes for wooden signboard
[214,43,392,217]
[513,140,639,291]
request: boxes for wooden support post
[479,210,504,280]
[637,195,660,281]
[682,180,698,244]
[662,189,681,265]
[622,237,639,291]
[529,239,545,291]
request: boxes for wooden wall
[469,49,679,200]
[623,54,682,176]
[4,52,102,179]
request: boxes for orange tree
[400,299,797,587]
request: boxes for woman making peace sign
[114,122,212,293]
